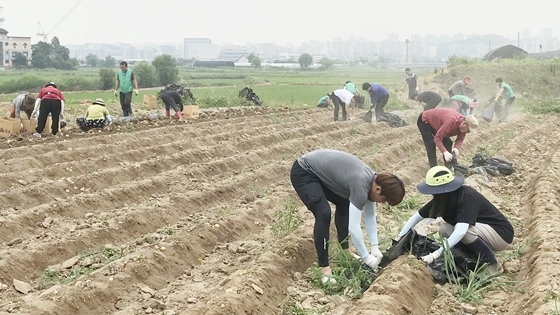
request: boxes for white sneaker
[33,132,41,138]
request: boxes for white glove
[321,275,336,285]
[415,86,419,92]
[363,255,379,268]
[134,89,139,95]
[421,251,441,264]
[443,151,453,162]
[370,246,383,261]
[114,90,118,97]
[452,148,459,156]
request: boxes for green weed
[271,198,303,237]
[477,129,515,157]
[308,241,376,299]
[498,237,536,262]
[545,288,560,315]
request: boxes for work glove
[452,148,459,156]
[421,251,441,264]
[443,151,453,162]
[321,275,336,285]
[370,246,383,262]
[114,90,118,97]
[363,255,379,269]
[415,87,419,92]
[134,89,139,96]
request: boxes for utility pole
[489,40,491,52]
[405,39,410,63]
[517,31,520,47]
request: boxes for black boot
[465,237,502,272]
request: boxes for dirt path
[0,107,557,315]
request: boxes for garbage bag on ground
[380,229,479,284]
[238,86,262,106]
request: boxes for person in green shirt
[317,95,331,108]
[114,61,139,117]
[450,95,479,116]
[493,77,515,122]
[344,81,365,108]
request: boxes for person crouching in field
[412,91,442,111]
[290,149,405,284]
[396,166,513,273]
[418,108,479,168]
[328,89,360,121]
[31,82,65,138]
[10,93,35,119]
[451,95,479,116]
[76,98,113,131]
[159,89,185,121]
[317,95,332,108]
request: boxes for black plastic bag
[362,109,373,123]
[380,229,479,284]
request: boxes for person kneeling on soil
[317,95,332,108]
[395,166,513,273]
[328,89,360,121]
[159,89,184,121]
[418,108,478,168]
[412,91,442,111]
[290,149,405,284]
[450,94,478,116]
[76,98,113,131]
[10,93,35,119]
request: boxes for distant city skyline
[1,0,560,47]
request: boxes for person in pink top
[31,82,65,137]
[417,108,479,168]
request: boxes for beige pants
[439,222,510,251]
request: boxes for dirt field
[0,105,559,315]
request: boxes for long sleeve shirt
[421,108,467,152]
[367,83,389,105]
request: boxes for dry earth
[0,105,558,315]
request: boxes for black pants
[373,95,389,121]
[329,94,347,121]
[501,97,515,121]
[417,114,453,168]
[119,91,133,116]
[290,161,350,267]
[161,93,181,113]
[448,90,454,98]
[36,99,61,135]
[408,88,416,100]
[424,96,442,111]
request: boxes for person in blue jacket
[362,83,389,122]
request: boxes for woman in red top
[32,82,65,137]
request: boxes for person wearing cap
[493,77,515,122]
[31,82,65,137]
[362,83,389,122]
[399,68,419,100]
[411,91,442,111]
[417,108,479,168]
[159,89,185,121]
[290,149,405,284]
[328,89,360,121]
[395,166,513,273]
[9,93,35,119]
[447,77,472,98]
[76,98,113,131]
[114,61,139,117]
[450,95,479,115]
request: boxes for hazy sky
[3,0,560,46]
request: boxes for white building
[0,28,31,67]
[184,38,219,59]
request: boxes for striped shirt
[449,80,466,95]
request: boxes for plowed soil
[0,106,558,315]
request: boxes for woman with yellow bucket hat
[395,166,513,273]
